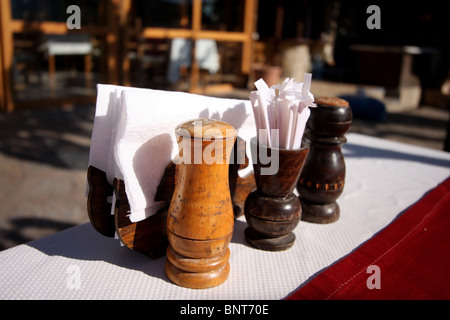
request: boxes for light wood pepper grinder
[165,118,236,289]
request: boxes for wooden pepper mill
[165,118,236,289]
[297,97,352,223]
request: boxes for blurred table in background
[38,34,94,80]
[350,45,442,112]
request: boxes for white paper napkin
[87,84,151,186]
[88,84,255,223]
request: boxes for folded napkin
[88,84,255,223]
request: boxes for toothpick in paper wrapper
[249,74,316,150]
[253,78,273,147]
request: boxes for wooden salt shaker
[297,97,352,223]
[165,118,236,289]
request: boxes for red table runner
[286,176,450,300]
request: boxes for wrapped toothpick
[249,73,316,149]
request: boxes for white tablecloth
[1,133,449,300]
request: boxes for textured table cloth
[287,176,450,299]
[1,133,449,299]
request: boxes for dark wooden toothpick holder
[244,137,309,251]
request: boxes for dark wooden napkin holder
[87,137,255,259]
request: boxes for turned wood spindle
[165,118,236,289]
[297,97,352,224]
[244,137,309,251]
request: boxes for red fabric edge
[286,176,450,300]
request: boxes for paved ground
[0,92,449,251]
[0,105,93,250]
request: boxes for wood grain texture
[155,136,255,218]
[165,119,236,288]
[114,178,168,259]
[165,256,230,289]
[86,166,115,237]
[297,97,352,223]
[87,136,255,259]
[244,138,309,251]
